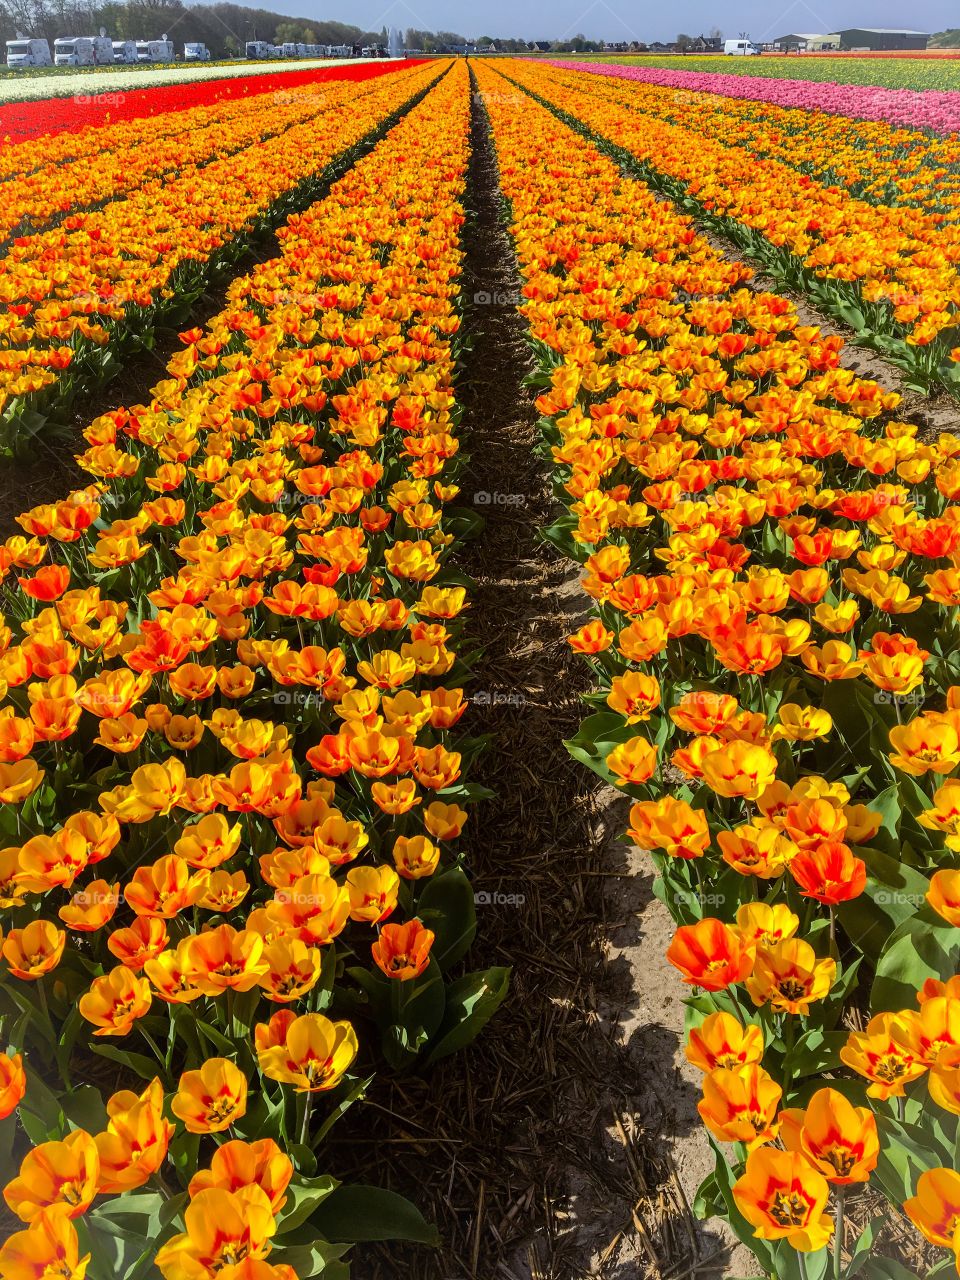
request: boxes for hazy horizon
[312,0,955,43]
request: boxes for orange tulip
[2,921,65,980]
[78,966,152,1036]
[890,998,960,1069]
[627,797,711,860]
[392,834,441,880]
[124,855,208,918]
[107,917,168,970]
[0,1205,90,1280]
[0,1052,26,1119]
[780,1087,879,1184]
[927,869,960,926]
[788,842,866,905]
[685,1012,764,1073]
[904,1168,960,1248]
[58,879,120,931]
[732,1147,832,1251]
[746,940,835,1015]
[841,1012,928,1098]
[255,1012,358,1093]
[3,1130,99,1222]
[171,1058,248,1133]
[154,1187,276,1280]
[700,741,777,801]
[372,920,435,980]
[345,865,399,923]
[187,1139,293,1213]
[95,1078,173,1194]
[666,919,755,992]
[258,938,322,1002]
[698,1064,781,1148]
[606,736,658,786]
[181,924,267,995]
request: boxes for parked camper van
[55,36,94,65]
[184,42,211,60]
[136,38,173,62]
[112,39,137,63]
[724,37,760,54]
[5,37,52,67]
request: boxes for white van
[91,34,114,63]
[724,38,760,55]
[184,42,211,60]
[112,39,137,62]
[54,36,95,65]
[5,37,52,67]
[136,38,173,62]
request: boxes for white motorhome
[5,37,52,67]
[92,34,114,63]
[184,42,211,60]
[136,38,174,62]
[112,39,137,62]
[245,39,271,58]
[724,37,760,54]
[54,36,95,65]
[280,42,297,57]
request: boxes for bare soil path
[336,75,747,1280]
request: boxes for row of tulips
[551,60,960,222]
[494,60,960,398]
[0,61,435,452]
[0,59,507,1280]
[553,59,960,135]
[2,64,411,243]
[475,57,960,1280]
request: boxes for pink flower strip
[548,59,960,135]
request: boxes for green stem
[299,1091,314,1148]
[833,1185,845,1280]
[225,988,235,1040]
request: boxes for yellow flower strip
[496,59,960,378]
[477,58,960,1273]
[0,62,492,1272]
[557,67,960,224]
[0,60,442,421]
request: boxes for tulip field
[0,47,960,1280]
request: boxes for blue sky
[330,0,954,42]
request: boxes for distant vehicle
[724,37,760,54]
[112,39,137,63]
[245,40,273,58]
[183,42,211,61]
[136,38,174,62]
[92,34,114,63]
[5,37,52,67]
[281,42,298,57]
[54,36,95,65]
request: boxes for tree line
[0,0,385,54]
